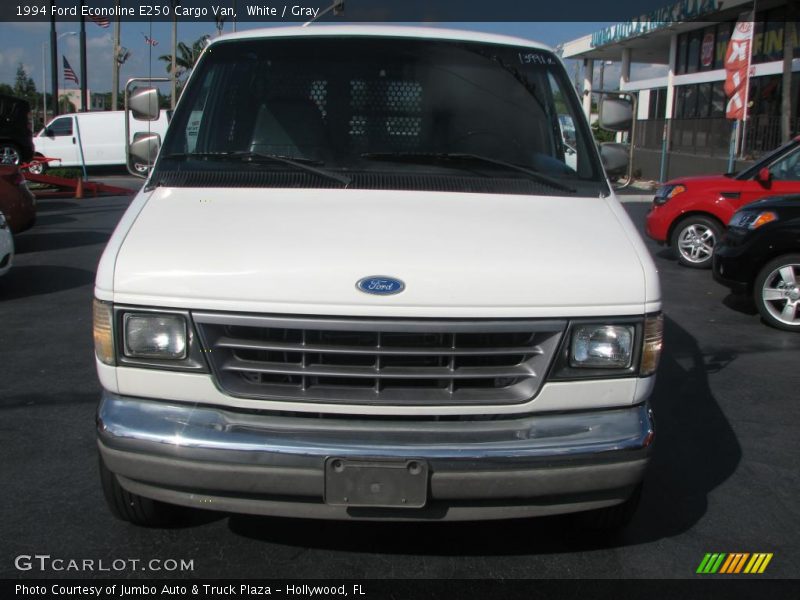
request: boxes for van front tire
[571,484,642,531]
[99,456,180,527]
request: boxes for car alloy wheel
[672,216,722,269]
[0,144,21,166]
[755,255,800,331]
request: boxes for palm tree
[158,35,210,82]
[58,94,76,114]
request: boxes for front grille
[193,313,565,406]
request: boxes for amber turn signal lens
[93,299,115,365]
[750,211,777,229]
[640,313,663,376]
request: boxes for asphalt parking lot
[0,183,798,580]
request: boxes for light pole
[598,59,613,92]
[112,0,121,111]
[171,1,177,108]
[42,31,77,123]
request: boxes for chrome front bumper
[97,392,655,521]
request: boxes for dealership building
[561,0,799,180]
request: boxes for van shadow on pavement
[0,265,96,301]
[13,231,110,254]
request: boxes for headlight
[729,210,778,230]
[653,184,686,205]
[123,313,187,359]
[93,299,115,365]
[570,324,634,369]
[549,313,663,379]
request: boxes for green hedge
[46,167,83,179]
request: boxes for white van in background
[29,110,169,174]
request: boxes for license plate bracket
[324,458,428,508]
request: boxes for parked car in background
[29,110,169,175]
[0,94,34,166]
[0,166,36,234]
[0,211,14,278]
[713,196,800,331]
[646,135,800,269]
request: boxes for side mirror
[599,96,634,132]
[129,86,160,121]
[600,143,629,179]
[45,127,54,138]
[129,132,161,168]
[757,167,772,186]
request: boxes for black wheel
[670,215,723,269]
[0,142,21,166]
[753,254,800,331]
[99,456,180,527]
[572,484,642,531]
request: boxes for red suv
[645,136,800,268]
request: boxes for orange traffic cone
[75,177,84,199]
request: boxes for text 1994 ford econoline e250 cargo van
[94,26,662,529]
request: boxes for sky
[0,20,664,99]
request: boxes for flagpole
[50,0,58,117]
[112,0,120,111]
[740,0,757,158]
[79,2,88,112]
[171,5,177,108]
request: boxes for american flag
[142,33,159,47]
[62,56,79,86]
[88,14,110,28]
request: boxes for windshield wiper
[361,152,575,193]
[161,151,351,186]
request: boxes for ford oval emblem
[356,276,405,296]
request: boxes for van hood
[108,187,657,318]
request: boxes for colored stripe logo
[697,553,773,574]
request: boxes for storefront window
[711,81,726,117]
[647,88,668,120]
[749,75,781,117]
[697,83,712,117]
[677,33,688,75]
[714,22,733,70]
[656,87,667,119]
[687,30,702,73]
[675,86,697,118]
[700,27,716,71]
[753,8,783,64]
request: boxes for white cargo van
[30,110,169,174]
[94,26,662,528]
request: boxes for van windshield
[154,36,607,196]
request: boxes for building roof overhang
[560,0,758,64]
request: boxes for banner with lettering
[724,12,754,121]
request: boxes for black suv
[713,196,800,331]
[0,94,34,166]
